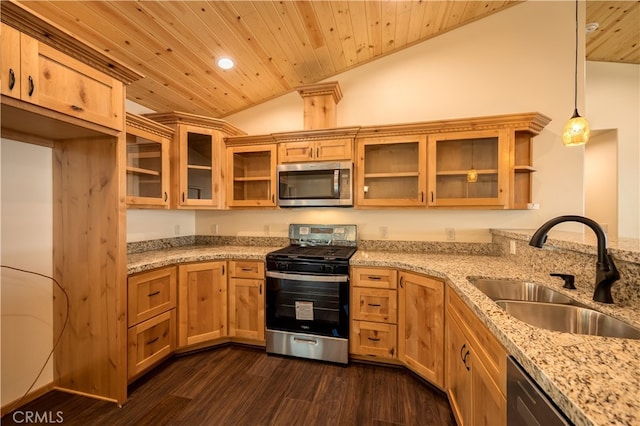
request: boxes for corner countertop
[127,244,640,426]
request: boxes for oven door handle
[266,271,349,282]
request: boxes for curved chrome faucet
[529,215,620,304]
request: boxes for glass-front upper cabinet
[427,129,509,207]
[226,145,277,207]
[356,135,427,207]
[126,113,172,208]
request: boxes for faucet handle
[550,273,576,289]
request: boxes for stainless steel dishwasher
[507,356,573,425]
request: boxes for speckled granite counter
[127,243,640,426]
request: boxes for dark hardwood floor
[3,346,456,426]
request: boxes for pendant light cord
[573,0,579,113]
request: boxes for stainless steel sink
[470,279,578,305]
[496,300,640,340]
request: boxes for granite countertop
[127,244,640,426]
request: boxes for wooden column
[296,81,343,130]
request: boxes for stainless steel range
[265,224,357,364]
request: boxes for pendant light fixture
[467,139,478,183]
[562,0,590,146]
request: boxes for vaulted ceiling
[16,1,640,119]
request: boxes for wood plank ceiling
[16,1,639,119]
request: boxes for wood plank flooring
[2,346,455,426]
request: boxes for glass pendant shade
[562,109,591,146]
[466,168,478,183]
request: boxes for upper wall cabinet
[144,112,246,209]
[126,113,173,208]
[356,135,428,207]
[427,129,510,208]
[1,22,125,131]
[279,138,353,163]
[226,143,277,208]
[355,113,551,209]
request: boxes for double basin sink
[469,278,640,340]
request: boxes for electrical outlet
[211,224,219,235]
[380,226,388,239]
[174,224,181,235]
[264,225,271,236]
[510,240,517,255]
[445,228,455,241]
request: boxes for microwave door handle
[333,169,340,197]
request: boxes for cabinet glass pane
[435,137,498,199]
[232,150,272,201]
[363,142,420,200]
[187,132,212,200]
[126,134,163,198]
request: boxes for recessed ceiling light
[585,22,599,33]
[217,57,234,70]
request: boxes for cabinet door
[356,136,427,207]
[23,37,123,130]
[398,272,444,387]
[126,124,171,208]
[228,277,265,341]
[427,129,509,207]
[226,145,277,207]
[175,125,224,208]
[447,313,473,426]
[471,355,506,426]
[315,139,352,161]
[278,141,315,163]
[1,23,22,99]
[178,261,227,347]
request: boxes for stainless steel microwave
[277,161,353,207]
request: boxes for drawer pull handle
[146,337,159,345]
[241,267,254,272]
[148,291,160,297]
[8,68,15,90]
[71,105,84,112]
[368,337,381,342]
[367,276,382,280]
[367,303,381,307]
[28,76,35,96]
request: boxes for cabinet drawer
[127,310,176,380]
[128,266,177,326]
[352,287,397,323]
[351,321,397,359]
[229,260,265,279]
[351,267,397,289]
[448,289,506,395]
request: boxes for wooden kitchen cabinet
[226,144,277,207]
[144,112,246,209]
[178,261,227,347]
[125,113,172,208]
[127,266,177,380]
[350,266,398,360]
[446,288,507,426]
[228,260,265,343]
[427,129,510,208]
[278,138,353,163]
[398,271,445,388]
[355,135,427,207]
[1,22,124,131]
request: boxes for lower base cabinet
[446,288,507,426]
[398,271,445,388]
[178,261,227,347]
[228,260,265,343]
[127,310,176,380]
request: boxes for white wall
[195,1,587,242]
[586,61,640,239]
[1,140,54,407]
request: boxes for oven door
[265,271,349,338]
